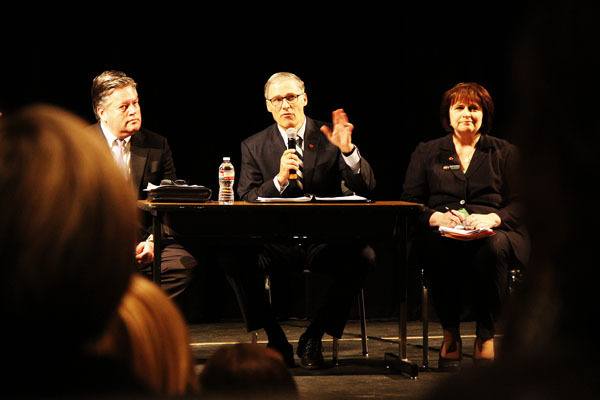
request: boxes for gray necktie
[113,139,128,175]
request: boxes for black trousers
[422,231,515,340]
[138,237,197,299]
[221,242,375,339]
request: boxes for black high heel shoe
[438,339,462,371]
[473,337,494,367]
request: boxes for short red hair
[440,82,494,134]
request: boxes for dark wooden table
[138,199,422,378]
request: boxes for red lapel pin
[308,143,315,150]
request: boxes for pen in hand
[445,207,465,229]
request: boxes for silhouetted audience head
[94,274,199,397]
[200,343,299,399]
[502,5,598,360]
[0,104,139,393]
[427,4,600,399]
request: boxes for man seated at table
[222,72,376,369]
[90,70,197,302]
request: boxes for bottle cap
[223,157,230,161]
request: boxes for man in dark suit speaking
[225,72,376,369]
[90,70,197,301]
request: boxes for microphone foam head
[285,128,298,139]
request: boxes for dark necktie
[296,137,304,191]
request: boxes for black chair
[332,288,369,365]
[420,266,523,369]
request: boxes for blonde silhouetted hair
[0,104,137,350]
[94,274,199,396]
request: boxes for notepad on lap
[439,226,496,241]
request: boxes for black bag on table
[146,180,212,202]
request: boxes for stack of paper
[256,195,313,203]
[255,194,370,203]
[439,226,496,241]
[314,195,369,201]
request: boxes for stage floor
[190,319,492,399]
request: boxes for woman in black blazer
[401,82,529,370]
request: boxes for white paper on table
[313,194,369,201]
[256,195,314,202]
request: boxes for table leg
[152,210,162,284]
[385,215,419,378]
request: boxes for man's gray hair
[91,70,137,120]
[264,72,305,99]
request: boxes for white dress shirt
[100,122,132,176]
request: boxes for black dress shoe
[296,333,325,369]
[267,341,296,368]
[438,340,462,372]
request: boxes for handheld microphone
[286,128,298,180]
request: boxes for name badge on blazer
[443,164,460,170]
[441,154,460,170]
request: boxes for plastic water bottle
[218,157,235,204]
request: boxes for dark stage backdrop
[0,6,551,322]
[1,9,524,200]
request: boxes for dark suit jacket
[238,117,376,201]
[91,123,176,199]
[401,134,530,266]
[92,124,177,240]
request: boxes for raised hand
[320,108,355,153]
